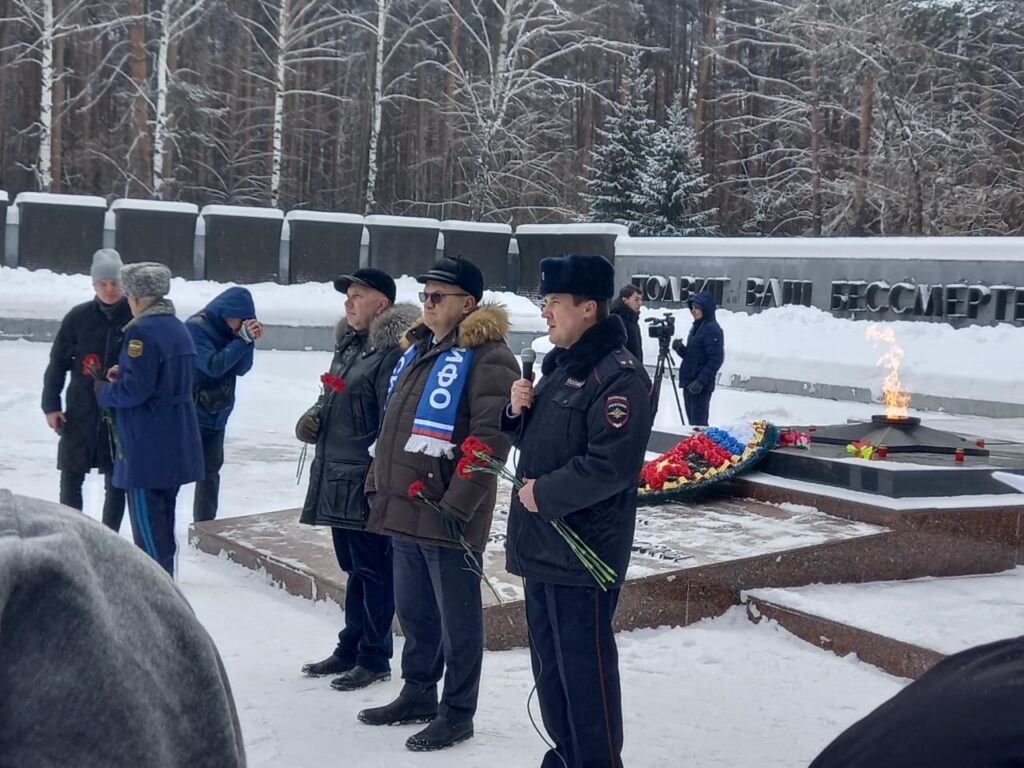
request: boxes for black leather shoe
[357,696,437,726]
[405,717,474,751]
[301,655,353,677]
[330,666,391,691]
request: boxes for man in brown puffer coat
[358,256,519,753]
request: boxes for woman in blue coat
[672,291,725,426]
[96,262,203,576]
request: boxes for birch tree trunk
[270,0,291,208]
[36,0,55,190]
[363,0,388,214]
[152,0,172,198]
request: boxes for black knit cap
[417,255,484,302]
[538,254,615,300]
[333,268,396,304]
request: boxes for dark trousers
[59,469,126,532]
[193,427,225,523]
[392,538,484,723]
[331,527,395,673]
[126,487,180,577]
[525,579,623,768]
[683,388,713,427]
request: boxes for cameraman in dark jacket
[672,291,724,426]
[296,269,418,692]
[41,249,133,530]
[186,287,262,523]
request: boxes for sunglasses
[419,291,469,305]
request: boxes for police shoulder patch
[605,394,629,428]
[127,338,144,358]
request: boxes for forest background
[0,0,1020,236]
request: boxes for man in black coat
[671,291,724,426]
[296,268,419,692]
[610,283,644,365]
[41,248,133,530]
[810,634,1024,768]
[503,254,652,768]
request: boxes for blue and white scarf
[380,342,476,458]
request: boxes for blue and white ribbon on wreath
[370,343,475,459]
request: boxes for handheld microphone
[521,348,536,382]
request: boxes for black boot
[358,695,437,726]
[405,717,474,751]
[330,666,391,691]
[301,655,353,677]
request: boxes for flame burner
[871,414,921,427]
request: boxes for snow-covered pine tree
[578,54,656,231]
[632,95,719,236]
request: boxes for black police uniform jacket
[503,316,652,588]
[300,303,420,529]
[41,297,133,474]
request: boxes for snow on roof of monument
[438,220,512,234]
[285,210,364,225]
[14,192,107,209]
[110,199,198,215]
[200,205,284,220]
[514,223,629,236]
[0,191,8,203]
[363,214,440,229]
[615,235,1024,262]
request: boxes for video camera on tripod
[645,313,676,343]
[644,312,687,426]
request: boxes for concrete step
[744,567,1024,678]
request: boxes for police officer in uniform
[503,254,652,768]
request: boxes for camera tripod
[650,334,687,428]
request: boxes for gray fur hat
[119,262,172,299]
[90,249,123,283]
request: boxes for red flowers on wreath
[320,372,346,392]
[81,353,103,380]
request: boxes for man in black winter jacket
[503,254,652,768]
[671,291,724,426]
[296,268,419,692]
[610,283,644,365]
[41,248,133,530]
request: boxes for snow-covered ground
[2,283,1023,765]
[4,265,1024,404]
[746,568,1024,657]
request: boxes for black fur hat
[538,254,615,300]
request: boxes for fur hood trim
[401,302,510,350]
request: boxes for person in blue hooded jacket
[186,287,262,523]
[96,262,203,576]
[671,291,724,426]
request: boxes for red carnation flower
[320,372,346,393]
[456,457,477,479]
[407,480,427,498]
[81,353,103,379]
[460,436,493,460]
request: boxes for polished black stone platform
[760,446,1023,498]
[806,415,990,456]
